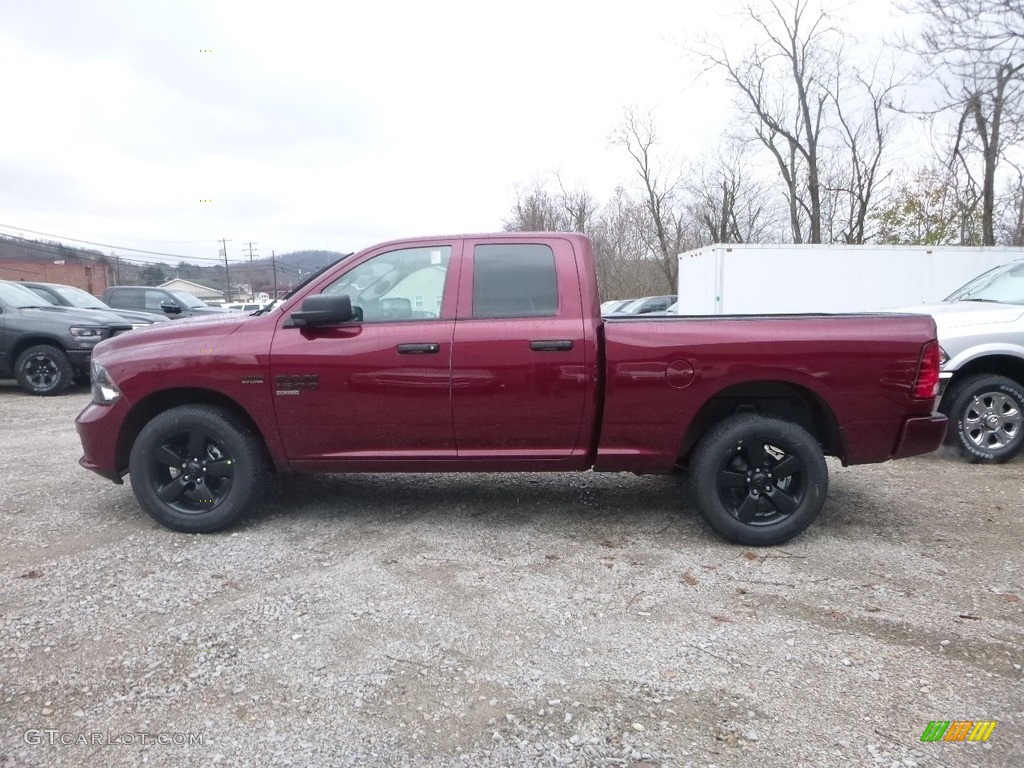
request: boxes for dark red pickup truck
[76,233,945,545]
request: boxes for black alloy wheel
[129,405,265,532]
[690,414,829,546]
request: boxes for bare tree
[996,163,1024,244]
[555,174,600,234]
[699,0,904,245]
[503,180,566,232]
[685,141,781,244]
[904,0,1024,244]
[699,0,840,242]
[612,109,690,291]
[825,58,903,243]
[589,187,666,299]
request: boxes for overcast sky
[0,0,906,264]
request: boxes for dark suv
[0,280,132,395]
[102,286,229,319]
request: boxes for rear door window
[472,244,557,318]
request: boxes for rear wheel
[129,405,266,532]
[945,374,1024,464]
[15,345,74,396]
[689,414,828,546]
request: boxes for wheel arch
[939,354,1024,411]
[11,336,72,365]
[677,380,846,466]
[116,388,279,477]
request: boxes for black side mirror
[290,293,354,328]
[160,302,182,314]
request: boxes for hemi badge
[241,375,264,385]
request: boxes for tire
[944,374,1024,464]
[129,405,266,533]
[689,414,829,546]
[14,345,74,396]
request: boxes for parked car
[600,299,632,314]
[0,280,132,395]
[76,233,945,546]
[21,281,170,328]
[607,295,676,315]
[224,302,265,312]
[101,286,230,319]
[894,260,1024,463]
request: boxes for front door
[271,242,461,462]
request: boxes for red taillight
[913,340,941,399]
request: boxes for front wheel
[945,374,1024,464]
[689,414,828,546]
[129,405,266,532]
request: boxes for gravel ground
[0,383,1021,768]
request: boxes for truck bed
[598,313,941,471]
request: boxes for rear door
[271,240,462,462]
[451,238,589,459]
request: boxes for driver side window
[322,246,451,322]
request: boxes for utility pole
[220,238,232,302]
[244,241,258,299]
[271,250,278,298]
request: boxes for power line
[1,234,329,277]
[0,222,223,262]
[0,226,341,272]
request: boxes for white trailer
[676,243,1024,314]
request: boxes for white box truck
[676,244,1024,314]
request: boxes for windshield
[52,285,109,309]
[168,290,208,309]
[945,262,1024,304]
[0,281,52,308]
[254,253,353,315]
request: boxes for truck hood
[95,312,246,356]
[107,308,172,325]
[20,304,131,329]
[888,301,1024,330]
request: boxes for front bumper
[66,348,95,373]
[75,398,130,483]
[892,413,948,459]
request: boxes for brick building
[0,260,111,296]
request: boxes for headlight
[70,326,104,341]
[91,362,121,404]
